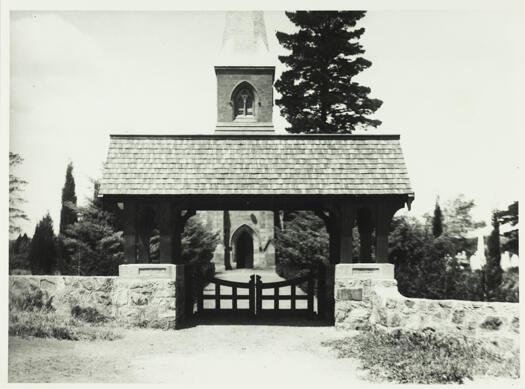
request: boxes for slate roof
[100,134,413,196]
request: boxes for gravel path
[9,324,362,385]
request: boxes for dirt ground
[8,323,363,385]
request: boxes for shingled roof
[100,134,413,196]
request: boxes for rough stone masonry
[9,264,181,329]
[334,264,519,347]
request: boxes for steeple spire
[216,11,274,67]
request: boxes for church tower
[215,11,275,134]
[199,11,276,272]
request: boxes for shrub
[323,328,519,384]
[9,284,53,312]
[70,306,108,324]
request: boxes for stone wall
[334,265,519,343]
[215,69,274,124]
[9,274,178,329]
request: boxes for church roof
[100,134,413,197]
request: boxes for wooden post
[123,200,137,264]
[158,200,174,264]
[375,203,390,263]
[339,202,356,264]
[357,207,374,263]
[315,209,340,264]
[375,202,402,263]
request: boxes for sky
[9,10,524,237]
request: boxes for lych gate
[98,11,414,327]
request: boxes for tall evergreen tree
[275,11,382,133]
[485,211,503,300]
[28,214,56,275]
[59,162,77,235]
[432,198,443,238]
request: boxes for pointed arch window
[234,87,254,119]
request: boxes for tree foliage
[275,211,328,277]
[9,152,29,234]
[59,162,78,235]
[275,11,382,133]
[390,197,518,302]
[485,211,503,300]
[441,195,485,256]
[60,184,123,276]
[432,200,443,238]
[28,214,57,275]
[497,201,518,255]
[9,234,31,273]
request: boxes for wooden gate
[255,274,315,317]
[197,275,256,316]
[196,273,316,318]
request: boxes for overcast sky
[9,10,524,237]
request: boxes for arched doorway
[233,230,254,269]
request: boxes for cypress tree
[432,199,443,238]
[485,211,503,300]
[59,162,77,235]
[28,213,56,274]
[275,11,382,133]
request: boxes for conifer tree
[59,162,77,235]
[485,211,503,300]
[28,214,56,274]
[432,199,443,238]
[275,11,382,133]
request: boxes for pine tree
[275,11,382,133]
[432,199,443,238]
[485,211,503,300]
[28,214,56,275]
[59,162,77,235]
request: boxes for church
[196,11,279,272]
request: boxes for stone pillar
[339,203,356,264]
[123,200,137,264]
[158,200,174,264]
[357,207,373,263]
[334,263,397,330]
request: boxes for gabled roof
[100,134,413,197]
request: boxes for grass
[323,328,520,384]
[9,309,122,341]
[9,285,122,341]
